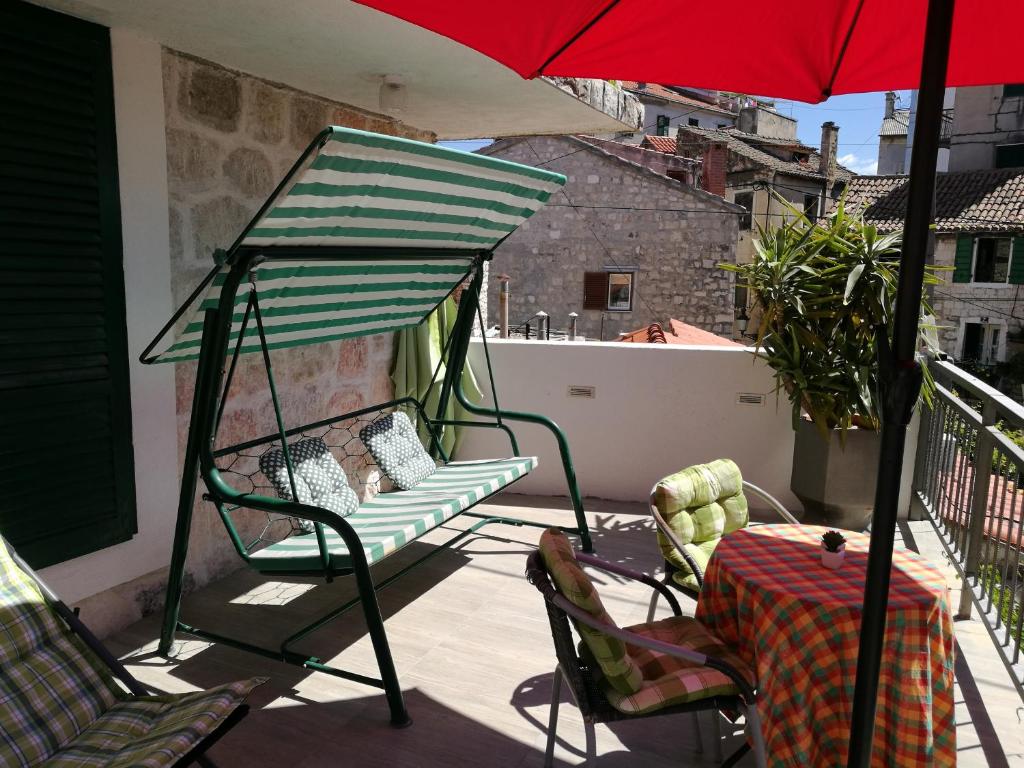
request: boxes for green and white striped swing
[142,126,591,727]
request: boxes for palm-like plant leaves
[724,196,940,439]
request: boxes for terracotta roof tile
[620,319,741,346]
[836,169,1024,233]
[640,135,678,153]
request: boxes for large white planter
[790,420,881,531]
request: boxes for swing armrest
[430,418,520,456]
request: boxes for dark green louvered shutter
[0,1,137,568]
[952,235,974,283]
[1012,237,1024,285]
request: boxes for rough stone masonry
[481,135,741,340]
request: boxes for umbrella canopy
[352,0,1023,102]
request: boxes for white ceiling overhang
[30,0,643,139]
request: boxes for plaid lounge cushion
[0,536,262,768]
[44,679,264,768]
[595,616,752,716]
[0,538,121,767]
[653,459,748,588]
[539,528,643,696]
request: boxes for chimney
[738,106,757,135]
[884,91,896,118]
[701,141,727,198]
[819,121,839,180]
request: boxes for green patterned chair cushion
[0,537,263,768]
[653,459,748,587]
[595,615,752,715]
[44,679,264,768]
[538,529,643,696]
[0,538,121,767]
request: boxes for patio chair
[649,459,798,611]
[0,535,262,767]
[527,528,765,768]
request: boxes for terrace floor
[106,495,1022,767]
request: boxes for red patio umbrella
[352,1,1024,766]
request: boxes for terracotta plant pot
[821,543,846,570]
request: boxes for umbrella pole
[846,1,956,765]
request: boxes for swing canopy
[143,126,566,364]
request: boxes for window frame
[1004,84,1024,99]
[734,191,754,231]
[971,236,1014,284]
[605,270,636,312]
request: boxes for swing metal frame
[149,237,591,726]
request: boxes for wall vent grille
[737,393,766,406]
[568,385,596,399]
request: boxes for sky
[440,89,915,177]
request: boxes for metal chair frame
[526,549,767,768]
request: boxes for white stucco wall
[39,30,178,604]
[458,340,800,509]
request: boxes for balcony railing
[913,359,1024,700]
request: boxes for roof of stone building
[677,125,853,182]
[837,169,1024,233]
[619,319,742,346]
[880,108,911,137]
[480,135,742,211]
[640,135,677,153]
[620,81,736,117]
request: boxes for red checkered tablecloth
[695,524,955,767]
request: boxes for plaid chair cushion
[539,529,643,696]
[654,459,748,585]
[44,678,265,768]
[0,539,121,768]
[0,537,262,768]
[596,616,753,715]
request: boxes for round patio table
[695,524,955,768]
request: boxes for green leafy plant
[821,529,847,552]
[724,196,941,437]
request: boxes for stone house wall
[480,136,740,340]
[930,236,1024,359]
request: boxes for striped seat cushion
[248,457,536,572]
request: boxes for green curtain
[391,297,482,458]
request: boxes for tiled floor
[104,495,1018,767]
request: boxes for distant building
[478,135,742,341]
[672,119,853,335]
[614,83,741,141]
[840,170,1024,364]
[948,84,1024,171]
[878,92,912,174]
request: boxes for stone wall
[481,135,739,340]
[162,49,434,589]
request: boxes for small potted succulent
[820,530,847,570]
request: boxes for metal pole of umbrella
[847,0,956,765]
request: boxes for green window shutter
[952,235,974,283]
[1012,237,1024,284]
[0,2,137,568]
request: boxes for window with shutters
[972,237,1013,283]
[995,143,1024,169]
[0,1,136,568]
[656,115,670,136]
[582,270,636,311]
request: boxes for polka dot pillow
[359,412,437,490]
[258,437,360,522]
